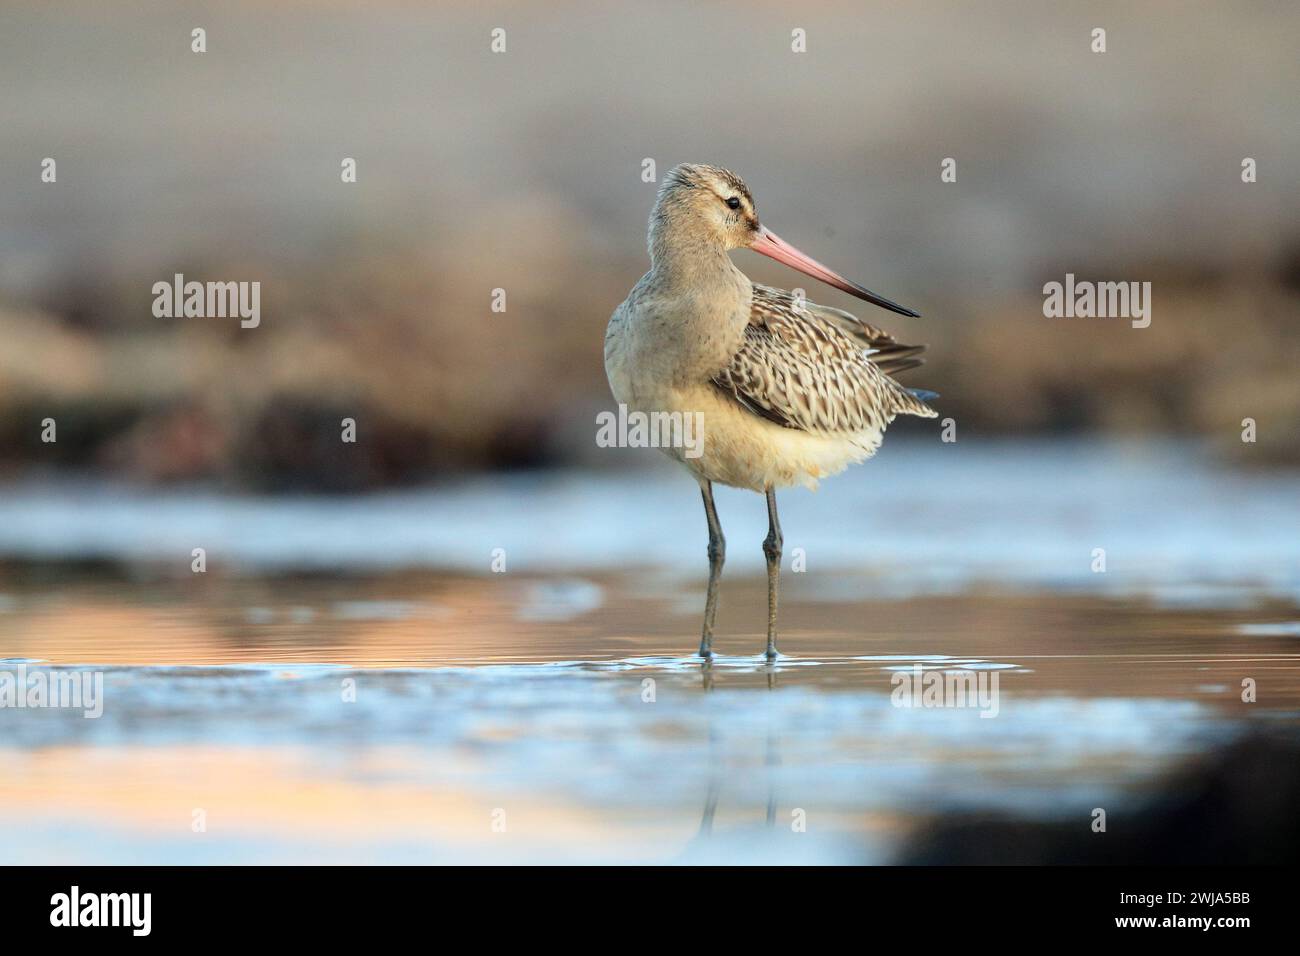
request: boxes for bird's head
[650,163,760,253]
[648,162,919,318]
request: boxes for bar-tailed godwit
[605,163,936,660]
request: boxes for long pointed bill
[749,226,920,317]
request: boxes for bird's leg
[698,481,725,659]
[762,487,783,660]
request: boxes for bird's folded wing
[712,284,937,432]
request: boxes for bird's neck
[648,227,745,301]
[641,231,752,382]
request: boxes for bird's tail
[885,382,939,419]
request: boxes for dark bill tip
[847,281,921,318]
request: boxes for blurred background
[1,0,1296,491]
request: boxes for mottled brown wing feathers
[753,284,928,372]
[712,284,936,432]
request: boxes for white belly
[609,359,882,492]
[604,295,884,492]
[668,382,882,491]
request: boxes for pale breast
[605,268,751,412]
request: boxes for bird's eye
[725,196,741,210]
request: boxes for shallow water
[1,569,1297,864]
[1,441,1298,864]
[0,440,1297,600]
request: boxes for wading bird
[605,164,936,660]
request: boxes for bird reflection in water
[694,659,782,843]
